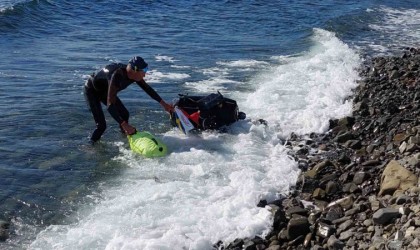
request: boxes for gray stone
[339,229,354,241]
[405,142,418,152]
[313,188,326,199]
[372,207,400,225]
[342,183,360,193]
[366,144,375,153]
[305,160,333,178]
[335,132,355,143]
[311,245,324,250]
[344,206,359,217]
[410,238,420,249]
[308,211,321,224]
[243,240,256,250]
[408,135,419,145]
[407,153,420,167]
[332,216,351,225]
[370,199,381,211]
[277,228,288,240]
[287,216,310,240]
[266,245,281,250]
[395,195,410,205]
[338,116,355,128]
[356,212,367,221]
[404,226,416,238]
[326,181,339,195]
[338,220,354,233]
[325,206,344,223]
[344,140,362,149]
[353,100,368,113]
[399,141,407,153]
[317,222,335,238]
[346,238,356,247]
[304,232,312,248]
[327,235,345,250]
[353,172,368,185]
[363,219,372,227]
[372,236,386,249]
[285,206,308,219]
[390,70,400,79]
[387,240,402,250]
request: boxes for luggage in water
[128,131,168,157]
[170,92,246,133]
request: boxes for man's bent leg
[84,82,106,142]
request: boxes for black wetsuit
[84,63,162,142]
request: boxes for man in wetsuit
[84,56,173,143]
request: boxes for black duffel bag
[171,92,246,131]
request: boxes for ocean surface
[0,0,419,249]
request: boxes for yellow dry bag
[127,131,168,157]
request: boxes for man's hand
[160,100,173,113]
[120,121,136,135]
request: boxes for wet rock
[325,181,339,195]
[335,132,355,143]
[287,216,310,240]
[285,206,308,219]
[372,207,400,225]
[305,160,333,178]
[0,220,9,242]
[268,204,286,229]
[313,188,326,199]
[243,240,257,250]
[303,232,312,248]
[227,238,244,249]
[338,116,355,128]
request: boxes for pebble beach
[222,48,420,250]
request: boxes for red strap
[189,111,200,125]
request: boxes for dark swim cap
[128,56,148,71]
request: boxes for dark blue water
[0,0,419,248]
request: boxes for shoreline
[220,47,420,250]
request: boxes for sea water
[0,1,419,249]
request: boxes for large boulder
[379,160,418,196]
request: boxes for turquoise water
[0,1,419,249]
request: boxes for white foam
[155,55,177,63]
[30,28,360,250]
[217,59,269,68]
[184,77,240,92]
[171,65,191,69]
[241,28,360,137]
[367,7,420,53]
[30,129,299,250]
[0,0,28,12]
[145,70,191,83]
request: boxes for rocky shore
[219,47,420,250]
